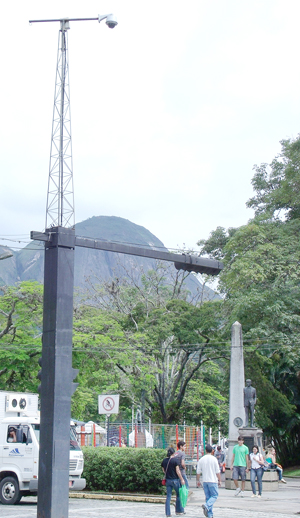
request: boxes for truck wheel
[0,477,22,505]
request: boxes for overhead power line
[0,341,298,352]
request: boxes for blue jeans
[202,482,219,518]
[250,468,263,495]
[276,466,283,480]
[165,479,184,516]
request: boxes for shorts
[232,466,246,481]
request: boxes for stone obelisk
[225,321,274,490]
[225,321,245,483]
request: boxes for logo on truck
[9,448,23,456]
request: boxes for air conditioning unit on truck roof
[5,394,28,413]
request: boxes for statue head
[245,379,252,387]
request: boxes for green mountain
[0,216,216,301]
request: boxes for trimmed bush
[82,447,166,494]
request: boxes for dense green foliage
[82,447,166,494]
[0,282,42,391]
[247,137,300,220]
[198,135,300,466]
[0,274,227,435]
[74,264,227,425]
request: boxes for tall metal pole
[29,14,118,518]
[37,227,76,518]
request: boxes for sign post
[98,394,120,447]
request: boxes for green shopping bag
[179,484,189,508]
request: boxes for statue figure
[243,379,256,427]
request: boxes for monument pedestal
[225,427,278,491]
[238,426,263,452]
[225,467,279,491]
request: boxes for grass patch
[283,466,300,477]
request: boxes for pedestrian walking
[175,440,189,490]
[161,447,186,517]
[196,444,221,518]
[214,446,225,473]
[250,445,264,497]
[230,435,249,497]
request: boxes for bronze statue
[243,379,256,427]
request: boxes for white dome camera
[106,14,118,28]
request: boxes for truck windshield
[31,424,81,451]
[70,426,81,451]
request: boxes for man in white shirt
[196,444,221,518]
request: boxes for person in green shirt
[230,436,249,497]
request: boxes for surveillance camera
[106,14,118,28]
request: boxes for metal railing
[77,422,205,460]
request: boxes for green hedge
[82,447,166,494]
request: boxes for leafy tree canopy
[76,263,227,424]
[197,134,300,465]
[247,136,300,220]
[0,282,43,392]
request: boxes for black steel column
[37,226,76,518]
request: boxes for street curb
[69,492,171,504]
[70,489,194,504]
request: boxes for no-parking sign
[98,394,119,415]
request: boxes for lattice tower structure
[46,20,75,228]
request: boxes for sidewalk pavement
[2,478,298,518]
[70,476,299,516]
[189,476,300,515]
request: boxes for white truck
[0,391,85,504]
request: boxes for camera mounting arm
[29,14,118,28]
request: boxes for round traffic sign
[102,397,115,412]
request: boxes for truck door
[3,425,35,481]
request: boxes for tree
[0,275,227,432]
[247,136,300,221]
[0,282,43,392]
[197,135,300,465]
[72,305,135,422]
[0,281,134,422]
[78,262,227,424]
[183,362,228,434]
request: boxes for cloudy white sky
[1,0,300,253]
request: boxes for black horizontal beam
[30,231,223,275]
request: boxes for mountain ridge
[0,216,216,301]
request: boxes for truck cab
[0,392,85,504]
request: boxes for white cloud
[1,0,300,252]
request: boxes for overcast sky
[1,0,300,254]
